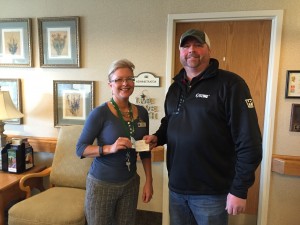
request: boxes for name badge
[138,121,146,127]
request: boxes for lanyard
[110,98,134,138]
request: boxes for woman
[76,59,153,225]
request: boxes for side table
[0,165,46,225]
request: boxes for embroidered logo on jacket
[195,93,210,98]
[245,99,254,108]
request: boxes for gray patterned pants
[85,174,140,225]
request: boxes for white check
[135,140,150,152]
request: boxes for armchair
[8,125,93,225]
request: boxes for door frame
[163,10,283,225]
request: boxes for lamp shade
[0,91,24,120]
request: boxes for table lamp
[0,90,24,148]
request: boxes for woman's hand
[142,179,153,203]
[108,137,132,154]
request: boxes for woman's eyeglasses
[110,77,135,84]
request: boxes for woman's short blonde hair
[108,59,135,82]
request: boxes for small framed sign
[285,70,300,98]
[134,72,160,87]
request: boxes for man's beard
[181,54,203,68]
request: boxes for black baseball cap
[179,29,211,48]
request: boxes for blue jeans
[169,190,228,225]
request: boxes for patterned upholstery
[8,125,93,225]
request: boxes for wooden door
[175,20,271,215]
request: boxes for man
[144,29,262,225]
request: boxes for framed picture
[285,70,300,98]
[0,18,32,67]
[53,80,95,127]
[289,104,300,132]
[0,79,23,124]
[38,16,80,68]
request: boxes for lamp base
[0,120,7,148]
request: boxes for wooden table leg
[0,195,6,225]
[0,187,25,225]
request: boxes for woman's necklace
[110,98,135,172]
[120,110,131,118]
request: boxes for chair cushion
[9,187,86,225]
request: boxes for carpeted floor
[135,210,162,225]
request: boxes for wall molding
[7,135,164,162]
[272,154,300,176]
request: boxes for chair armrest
[19,167,52,198]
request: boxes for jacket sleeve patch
[245,99,254,108]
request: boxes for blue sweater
[76,102,150,183]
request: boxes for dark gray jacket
[155,58,262,199]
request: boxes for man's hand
[143,135,158,150]
[225,193,246,215]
